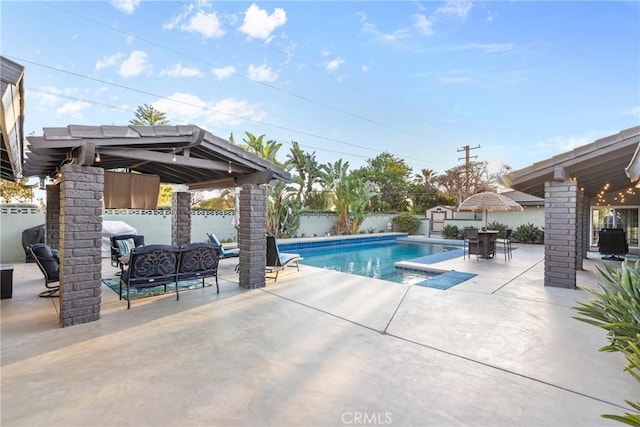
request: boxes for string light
[228,161,232,174]
[94,147,101,163]
[172,148,177,162]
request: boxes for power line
[12,55,440,168]
[41,0,413,136]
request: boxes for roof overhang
[23,125,291,189]
[0,56,25,182]
[502,126,640,198]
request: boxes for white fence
[0,206,423,263]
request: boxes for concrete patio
[1,243,637,426]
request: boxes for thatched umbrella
[457,191,523,228]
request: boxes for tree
[436,162,495,205]
[319,159,373,235]
[130,104,169,126]
[0,178,35,204]
[414,168,437,191]
[241,132,283,166]
[356,152,413,212]
[285,141,321,208]
[238,132,300,236]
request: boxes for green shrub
[441,224,459,239]
[487,221,509,239]
[512,223,544,244]
[394,212,422,234]
[573,261,640,425]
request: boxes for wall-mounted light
[172,148,177,162]
[94,147,101,163]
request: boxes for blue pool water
[297,241,460,285]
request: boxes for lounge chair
[206,233,240,258]
[266,235,303,282]
[28,243,60,297]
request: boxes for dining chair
[496,229,513,261]
[463,227,480,260]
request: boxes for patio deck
[1,243,637,426]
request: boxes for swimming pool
[295,240,461,285]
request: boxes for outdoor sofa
[119,242,220,309]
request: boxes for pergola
[504,126,640,289]
[21,125,291,326]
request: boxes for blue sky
[2,0,639,177]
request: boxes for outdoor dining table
[477,230,499,259]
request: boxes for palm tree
[414,168,437,191]
[320,159,373,234]
[241,132,283,167]
[130,104,169,126]
[286,141,320,207]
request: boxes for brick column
[575,190,588,270]
[59,164,104,327]
[238,184,267,289]
[544,180,578,289]
[172,191,191,245]
[46,184,61,249]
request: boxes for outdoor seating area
[119,242,220,309]
[1,243,635,426]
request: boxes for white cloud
[536,134,591,153]
[211,66,236,80]
[206,98,266,126]
[436,0,473,19]
[152,92,265,127]
[110,0,140,14]
[239,3,286,42]
[119,50,152,77]
[326,57,345,72]
[164,6,225,39]
[56,101,91,118]
[361,65,370,73]
[247,64,278,82]
[321,49,331,57]
[623,106,640,116]
[185,11,225,38]
[453,43,516,53]
[96,53,123,70]
[438,76,475,84]
[33,86,80,107]
[413,14,434,36]
[160,63,204,78]
[362,21,410,45]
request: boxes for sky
[2,0,639,179]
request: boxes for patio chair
[28,243,60,297]
[598,228,628,261]
[463,227,480,260]
[110,234,145,270]
[266,235,303,282]
[206,233,240,258]
[496,229,513,261]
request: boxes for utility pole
[458,144,480,197]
